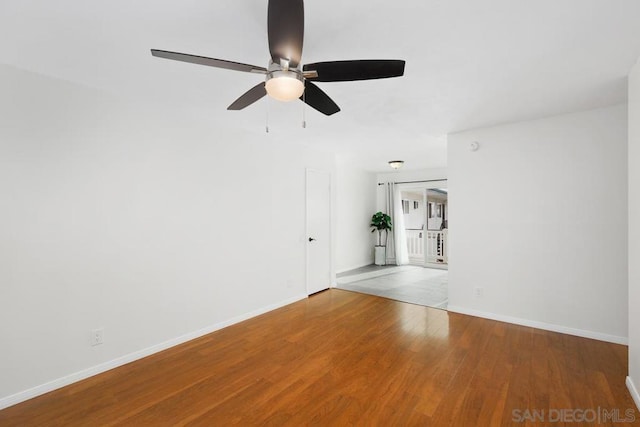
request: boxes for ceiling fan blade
[268,0,304,68]
[301,81,340,116]
[151,49,267,74]
[303,60,405,82]
[227,82,267,110]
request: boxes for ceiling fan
[151,0,405,116]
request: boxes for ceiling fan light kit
[150,0,405,117]
[265,69,305,102]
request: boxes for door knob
[308,237,316,242]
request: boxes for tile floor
[335,265,448,309]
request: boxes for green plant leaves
[370,211,392,230]
[370,211,392,246]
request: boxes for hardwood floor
[1,289,638,426]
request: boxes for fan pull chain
[265,96,270,133]
[302,89,307,129]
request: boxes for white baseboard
[446,305,628,345]
[336,262,373,275]
[0,293,307,411]
[628,377,640,412]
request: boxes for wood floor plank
[0,289,638,426]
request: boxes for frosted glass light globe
[265,71,305,102]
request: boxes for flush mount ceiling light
[388,160,405,170]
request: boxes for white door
[306,169,331,295]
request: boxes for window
[402,200,409,214]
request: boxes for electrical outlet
[91,328,104,346]
[474,287,484,298]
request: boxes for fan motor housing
[266,69,304,84]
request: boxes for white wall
[628,58,640,408]
[0,65,335,406]
[448,104,628,343]
[335,155,377,273]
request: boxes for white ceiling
[2,0,640,171]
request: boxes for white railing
[405,229,449,265]
[426,230,448,264]
[406,229,424,264]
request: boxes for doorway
[399,184,448,269]
[336,179,448,310]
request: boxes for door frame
[305,168,333,295]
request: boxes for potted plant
[370,211,392,265]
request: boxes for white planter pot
[374,246,386,266]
